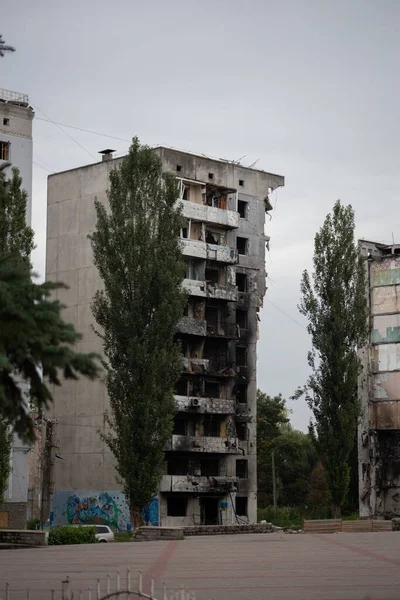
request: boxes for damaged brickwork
[358,241,400,518]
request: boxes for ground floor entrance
[200,497,220,525]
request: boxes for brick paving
[1,532,400,600]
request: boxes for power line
[33,160,53,174]
[32,160,55,173]
[33,105,98,161]
[266,297,307,332]
[35,116,132,144]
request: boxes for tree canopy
[297,200,368,517]
[89,137,187,526]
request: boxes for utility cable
[33,160,54,174]
[33,105,97,161]
[265,298,307,332]
[35,117,132,144]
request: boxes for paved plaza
[1,532,400,600]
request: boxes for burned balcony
[175,395,236,415]
[182,357,209,374]
[177,316,207,337]
[167,435,241,454]
[160,474,238,493]
[176,179,238,229]
[206,320,238,339]
[177,201,239,230]
[206,282,237,302]
[180,239,238,264]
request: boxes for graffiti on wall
[51,491,131,531]
[142,497,159,526]
[51,491,160,531]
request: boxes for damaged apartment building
[45,147,284,528]
[359,240,400,519]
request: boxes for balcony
[160,474,238,493]
[183,357,209,374]
[167,435,241,454]
[206,321,237,339]
[177,200,239,229]
[206,283,237,302]
[183,279,237,302]
[182,357,236,377]
[177,316,207,337]
[183,279,206,297]
[175,395,236,414]
[181,239,237,264]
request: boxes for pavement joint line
[312,534,400,568]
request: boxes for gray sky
[3,0,400,430]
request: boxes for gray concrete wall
[4,434,30,504]
[46,159,121,493]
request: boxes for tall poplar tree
[89,138,186,527]
[298,200,368,518]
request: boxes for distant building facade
[46,147,284,529]
[0,87,34,224]
[0,88,34,529]
[358,240,400,519]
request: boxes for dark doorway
[200,497,220,525]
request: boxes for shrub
[27,518,40,530]
[257,506,302,529]
[48,525,97,545]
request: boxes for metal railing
[2,570,195,600]
[0,88,29,105]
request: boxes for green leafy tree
[257,390,289,506]
[297,200,368,518]
[0,167,35,485]
[0,170,100,441]
[307,460,331,517]
[0,34,15,57]
[273,428,317,509]
[0,168,35,259]
[89,137,187,527]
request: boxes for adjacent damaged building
[359,240,400,518]
[46,147,284,528]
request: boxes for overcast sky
[3,0,400,430]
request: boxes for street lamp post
[271,439,295,516]
[272,448,277,516]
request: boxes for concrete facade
[358,240,400,518]
[45,147,284,529]
[0,88,34,225]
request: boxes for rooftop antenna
[233,155,246,164]
[248,159,260,169]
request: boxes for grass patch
[342,512,359,521]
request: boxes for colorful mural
[51,491,160,531]
[51,491,131,531]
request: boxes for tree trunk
[130,505,144,531]
[332,504,341,519]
